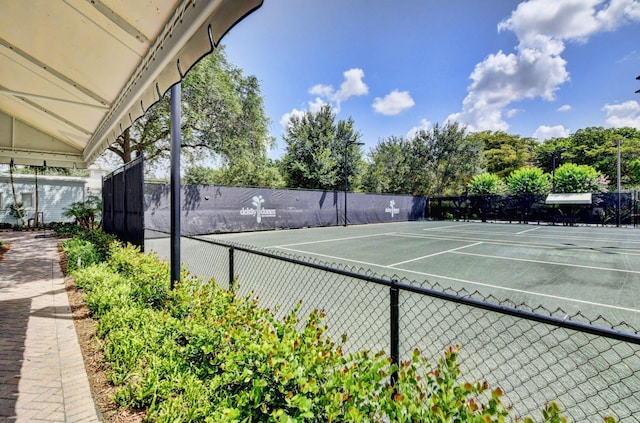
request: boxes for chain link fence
[145,234,640,422]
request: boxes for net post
[390,279,400,388]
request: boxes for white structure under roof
[0,0,262,168]
[545,193,593,205]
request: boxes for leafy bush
[469,173,507,195]
[507,167,551,195]
[79,229,117,262]
[67,241,609,422]
[62,195,102,230]
[49,222,84,237]
[61,237,101,273]
[554,163,609,193]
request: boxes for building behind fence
[145,233,640,423]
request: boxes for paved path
[0,231,100,422]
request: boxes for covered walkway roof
[0,0,262,168]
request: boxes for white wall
[0,174,86,225]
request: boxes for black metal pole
[170,83,181,289]
[390,279,400,388]
[552,154,556,192]
[344,147,348,227]
[229,247,235,291]
[617,139,622,227]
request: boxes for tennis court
[145,220,640,421]
[204,220,640,330]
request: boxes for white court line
[423,223,475,231]
[389,232,640,256]
[268,233,389,249]
[423,226,640,245]
[388,242,483,267]
[516,226,541,235]
[452,250,640,275]
[275,246,640,314]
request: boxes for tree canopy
[362,122,482,196]
[281,105,363,191]
[534,127,640,188]
[104,46,275,183]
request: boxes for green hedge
[65,238,611,422]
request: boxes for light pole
[551,148,566,192]
[617,138,622,227]
[343,140,364,227]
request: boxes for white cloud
[407,119,432,139]
[280,68,369,128]
[372,90,415,116]
[533,124,571,140]
[603,100,640,128]
[557,104,572,112]
[309,84,334,98]
[335,68,369,101]
[279,108,306,128]
[449,0,640,132]
[308,97,329,113]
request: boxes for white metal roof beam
[84,0,150,43]
[0,88,110,110]
[0,37,110,106]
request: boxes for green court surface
[146,221,640,421]
[204,220,640,330]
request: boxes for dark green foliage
[79,229,117,262]
[281,104,363,191]
[62,196,102,230]
[50,222,84,237]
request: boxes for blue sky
[223,0,640,158]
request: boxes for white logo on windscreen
[385,200,400,218]
[240,195,276,223]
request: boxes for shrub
[68,240,602,422]
[554,163,609,193]
[469,173,507,195]
[50,222,83,237]
[79,229,117,262]
[61,237,100,273]
[507,167,551,195]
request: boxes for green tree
[183,165,221,185]
[281,105,363,190]
[535,127,640,187]
[361,136,414,194]
[105,47,275,181]
[468,173,506,195]
[507,167,551,195]
[412,121,483,196]
[362,122,482,196]
[553,163,608,193]
[62,196,102,230]
[468,131,537,178]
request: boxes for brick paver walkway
[0,231,100,422]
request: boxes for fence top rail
[181,233,640,345]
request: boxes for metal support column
[170,83,181,288]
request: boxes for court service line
[451,250,640,274]
[268,233,390,249]
[388,242,483,267]
[275,246,640,314]
[422,227,640,245]
[388,232,640,256]
[516,226,541,235]
[423,223,475,231]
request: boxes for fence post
[229,247,235,291]
[390,279,400,387]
